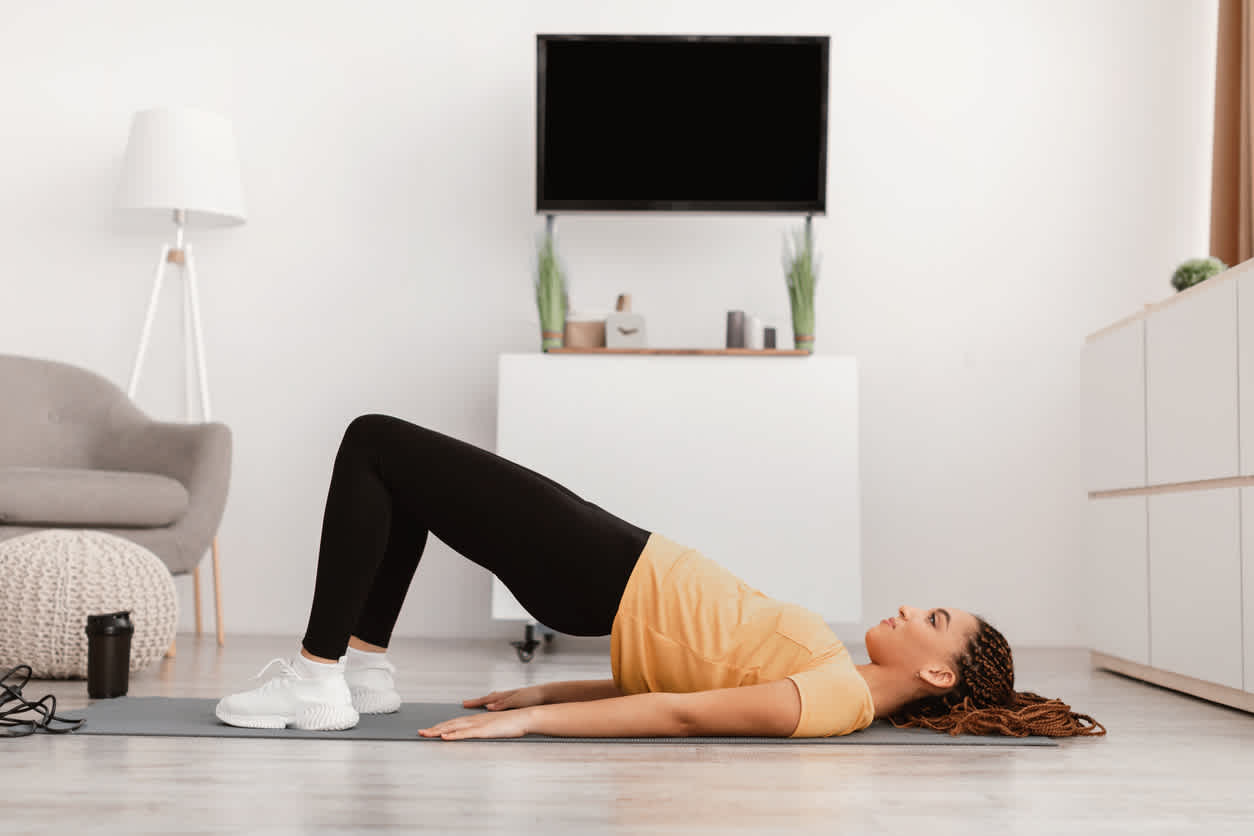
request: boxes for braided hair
[889,616,1106,738]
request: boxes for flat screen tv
[536,35,829,214]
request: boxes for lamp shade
[116,107,247,226]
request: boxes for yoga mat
[73,697,1057,745]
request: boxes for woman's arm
[527,691,687,737]
[462,679,623,711]
[425,679,801,740]
[531,679,801,738]
[541,678,623,703]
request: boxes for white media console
[492,352,862,644]
[1083,259,1254,712]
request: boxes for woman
[217,414,1105,740]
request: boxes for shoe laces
[253,657,302,691]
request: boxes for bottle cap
[85,611,134,636]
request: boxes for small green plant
[536,230,568,351]
[1171,257,1227,292]
[783,223,820,352]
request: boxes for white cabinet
[1086,496,1149,664]
[1145,278,1239,485]
[1082,323,1146,491]
[1087,267,1254,713]
[1147,489,1244,691]
[494,354,862,626]
[1243,489,1254,693]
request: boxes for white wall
[0,0,1218,648]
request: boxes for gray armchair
[0,353,232,646]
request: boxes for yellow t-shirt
[610,533,876,738]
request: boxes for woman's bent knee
[343,413,399,446]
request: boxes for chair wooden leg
[212,536,225,647]
[193,564,203,636]
[166,637,176,658]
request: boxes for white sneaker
[215,658,360,731]
[344,654,401,714]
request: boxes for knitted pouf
[0,530,178,679]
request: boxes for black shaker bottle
[84,611,134,698]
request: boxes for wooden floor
[6,635,1254,835]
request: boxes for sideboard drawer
[1242,489,1254,693]
[1083,322,1146,491]
[1148,489,1243,690]
[1086,496,1148,664]
[1146,279,1239,485]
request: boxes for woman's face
[865,605,980,689]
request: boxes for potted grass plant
[536,228,568,351]
[1171,256,1227,292]
[783,222,820,353]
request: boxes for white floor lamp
[115,106,247,653]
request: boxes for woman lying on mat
[216,414,1105,740]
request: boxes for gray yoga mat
[73,697,1057,746]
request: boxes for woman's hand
[462,685,547,711]
[419,707,536,740]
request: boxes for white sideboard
[492,353,862,627]
[1083,259,1254,712]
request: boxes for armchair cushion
[0,353,233,575]
[0,466,189,528]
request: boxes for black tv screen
[536,35,829,214]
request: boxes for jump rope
[0,664,85,737]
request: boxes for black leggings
[301,414,651,660]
